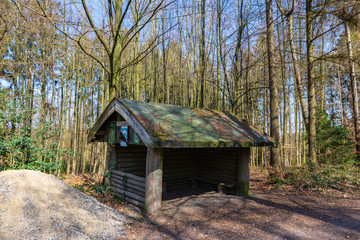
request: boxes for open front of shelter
[88,98,274,215]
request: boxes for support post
[106,144,117,171]
[237,147,250,196]
[104,143,116,185]
[145,148,163,215]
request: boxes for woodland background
[0,0,359,187]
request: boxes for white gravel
[0,170,126,240]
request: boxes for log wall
[111,170,146,208]
[163,149,196,191]
[113,146,246,208]
[115,146,147,177]
[196,148,238,185]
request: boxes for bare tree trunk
[199,0,206,108]
[266,0,281,170]
[288,15,308,127]
[345,21,360,160]
[162,10,169,104]
[306,0,318,166]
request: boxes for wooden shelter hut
[88,98,274,215]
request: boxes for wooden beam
[111,170,146,184]
[144,148,163,215]
[116,121,130,126]
[237,147,250,196]
[111,176,145,189]
[111,180,145,197]
[106,144,117,171]
[112,186,145,203]
[112,191,144,208]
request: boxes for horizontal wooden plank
[116,167,145,174]
[116,121,130,126]
[116,156,146,160]
[117,171,145,177]
[164,167,195,172]
[112,186,145,203]
[197,176,236,186]
[111,181,145,197]
[112,170,146,183]
[196,164,235,171]
[116,165,145,170]
[111,178,145,193]
[197,172,236,183]
[112,191,144,208]
[116,151,147,155]
[111,175,146,188]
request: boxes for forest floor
[63,168,360,240]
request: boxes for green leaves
[0,88,70,172]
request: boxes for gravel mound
[0,170,126,240]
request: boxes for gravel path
[0,170,126,240]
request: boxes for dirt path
[121,169,360,240]
[123,190,359,240]
[60,169,360,240]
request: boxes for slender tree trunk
[345,21,360,160]
[288,15,309,127]
[216,0,223,110]
[199,0,206,108]
[266,0,281,170]
[162,11,169,104]
[306,0,318,166]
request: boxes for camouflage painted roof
[89,98,275,148]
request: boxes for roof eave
[153,140,275,148]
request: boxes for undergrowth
[269,163,360,192]
[72,171,112,198]
[270,110,360,194]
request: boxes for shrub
[269,163,360,191]
[269,111,359,191]
[0,88,69,172]
[316,110,355,165]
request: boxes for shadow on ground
[129,190,360,240]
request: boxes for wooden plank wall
[111,170,146,208]
[163,149,196,191]
[113,146,242,207]
[115,146,147,177]
[196,148,238,185]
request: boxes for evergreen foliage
[269,111,359,190]
[316,110,355,164]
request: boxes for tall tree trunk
[345,21,360,160]
[216,0,222,110]
[133,0,140,100]
[306,0,318,166]
[266,0,281,170]
[162,10,169,104]
[199,0,206,108]
[276,0,309,128]
[288,15,308,127]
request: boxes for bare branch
[81,0,111,55]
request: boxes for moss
[237,181,249,196]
